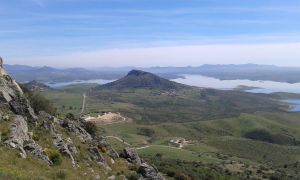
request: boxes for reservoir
[44,79,116,88]
[171,75,300,94]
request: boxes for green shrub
[18,83,58,116]
[45,149,62,166]
[126,173,140,180]
[55,170,67,179]
[174,173,192,180]
[129,164,139,171]
[84,122,98,136]
[166,169,176,177]
[101,147,107,153]
[32,134,39,141]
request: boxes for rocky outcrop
[122,148,141,166]
[52,133,76,167]
[24,143,53,165]
[61,120,92,142]
[66,113,77,121]
[0,57,7,76]
[41,120,57,134]
[139,163,165,180]
[87,147,111,170]
[66,137,79,154]
[93,136,119,158]
[4,116,31,158]
[0,57,37,119]
[39,111,59,124]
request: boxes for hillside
[92,69,191,91]
[23,80,51,92]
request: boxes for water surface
[44,79,115,88]
[171,75,300,94]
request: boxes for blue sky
[1,0,300,67]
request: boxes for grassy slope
[0,115,131,180]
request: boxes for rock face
[41,120,57,134]
[139,163,165,180]
[52,133,76,167]
[66,137,79,154]
[39,111,59,124]
[87,147,111,170]
[93,136,119,158]
[66,113,77,121]
[122,148,142,166]
[61,120,92,142]
[0,57,7,76]
[24,143,53,165]
[0,57,37,119]
[4,116,31,158]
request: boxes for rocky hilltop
[0,57,165,179]
[23,80,50,92]
[93,69,191,91]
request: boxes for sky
[0,0,300,67]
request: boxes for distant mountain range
[5,63,300,83]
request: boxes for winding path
[105,136,199,154]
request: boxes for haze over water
[171,75,300,94]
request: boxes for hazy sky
[1,0,300,67]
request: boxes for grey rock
[24,143,53,165]
[39,111,52,119]
[87,147,111,170]
[41,120,57,133]
[83,173,87,176]
[95,173,101,180]
[4,116,30,158]
[122,148,141,166]
[108,175,116,180]
[61,120,92,142]
[118,175,127,180]
[93,136,119,158]
[52,133,76,167]
[139,163,165,180]
[66,113,77,121]
[66,137,79,154]
[50,116,59,124]
[0,56,7,76]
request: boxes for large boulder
[93,136,119,158]
[24,143,53,165]
[87,147,111,170]
[122,148,141,166]
[61,120,92,142]
[139,163,165,180]
[3,116,31,158]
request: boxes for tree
[84,122,98,136]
